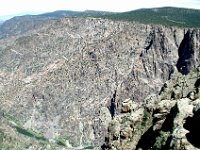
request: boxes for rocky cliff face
[177,29,200,75]
[0,17,200,149]
[102,66,200,150]
[0,15,51,38]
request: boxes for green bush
[153,131,170,149]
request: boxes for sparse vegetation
[141,108,152,127]
[3,113,48,142]
[0,113,74,149]
[56,136,67,146]
[15,126,48,142]
[83,145,95,149]
[102,7,200,27]
[153,131,170,149]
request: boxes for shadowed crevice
[183,109,200,148]
[176,30,195,75]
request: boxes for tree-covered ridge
[102,7,200,27]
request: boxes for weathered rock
[0,15,200,149]
[120,126,133,139]
[103,68,200,150]
[176,30,200,75]
[121,98,138,113]
[151,99,176,130]
[187,91,195,100]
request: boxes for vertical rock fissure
[109,90,117,119]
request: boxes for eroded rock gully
[0,17,200,149]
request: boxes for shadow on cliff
[109,90,117,119]
[183,109,200,148]
[176,30,195,75]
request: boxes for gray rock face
[0,16,51,38]
[125,27,180,103]
[103,66,200,150]
[177,30,200,75]
[0,17,200,149]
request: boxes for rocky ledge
[102,66,200,150]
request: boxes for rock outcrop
[177,30,200,75]
[102,66,200,150]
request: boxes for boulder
[121,98,138,113]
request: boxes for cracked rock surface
[0,17,200,149]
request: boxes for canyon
[0,10,200,149]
